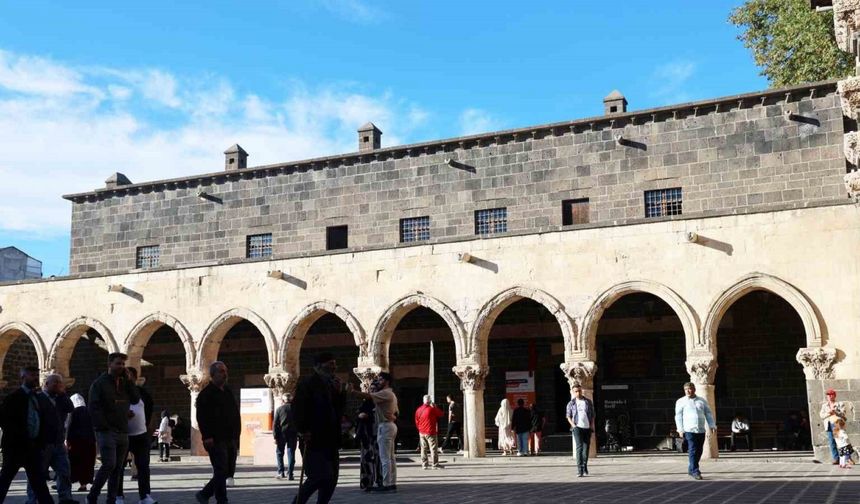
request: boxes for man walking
[27,373,77,504]
[117,367,157,504]
[674,382,716,480]
[292,352,347,504]
[414,395,444,469]
[87,353,140,504]
[565,385,594,477]
[0,366,55,504]
[273,393,297,480]
[441,395,462,453]
[353,372,398,492]
[511,399,531,457]
[195,361,241,504]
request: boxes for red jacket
[414,403,445,435]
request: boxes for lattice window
[246,233,273,258]
[400,216,431,243]
[475,207,508,235]
[136,245,160,269]
[644,188,683,218]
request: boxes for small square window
[475,208,507,236]
[400,216,431,243]
[562,198,589,226]
[136,245,160,269]
[326,225,348,250]
[246,233,273,259]
[644,188,683,218]
[610,106,618,113]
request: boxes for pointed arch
[125,312,195,373]
[471,286,577,366]
[197,307,277,372]
[581,280,699,360]
[0,321,47,381]
[369,293,466,370]
[280,301,366,375]
[703,272,823,350]
[48,316,119,379]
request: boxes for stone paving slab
[4,454,860,504]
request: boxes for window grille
[475,207,508,236]
[246,233,273,258]
[136,245,160,269]
[400,216,431,243]
[644,188,683,218]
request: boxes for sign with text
[505,371,536,407]
[240,388,273,457]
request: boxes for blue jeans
[27,442,72,503]
[516,432,529,455]
[828,428,840,461]
[572,427,591,473]
[684,432,706,475]
[276,439,296,476]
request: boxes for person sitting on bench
[731,412,752,452]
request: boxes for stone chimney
[224,144,248,171]
[105,172,132,189]
[358,123,382,152]
[603,90,628,115]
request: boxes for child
[833,418,855,468]
[157,409,173,462]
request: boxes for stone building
[2,6,860,459]
[0,246,42,282]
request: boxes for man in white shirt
[730,412,752,452]
[565,385,594,477]
[674,382,716,480]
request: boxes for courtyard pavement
[4,452,860,503]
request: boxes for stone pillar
[264,371,297,408]
[797,347,840,462]
[685,353,719,460]
[353,366,382,392]
[181,371,209,456]
[560,360,598,458]
[453,364,488,458]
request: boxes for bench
[718,421,782,451]
[484,426,499,449]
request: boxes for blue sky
[0,1,764,276]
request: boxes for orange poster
[240,388,273,457]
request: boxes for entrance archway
[0,322,44,400]
[49,317,119,396]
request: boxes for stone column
[797,347,840,462]
[560,360,598,458]
[685,353,719,460]
[180,371,209,456]
[353,366,382,392]
[453,364,488,458]
[264,371,297,408]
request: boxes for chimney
[224,144,248,171]
[358,123,382,152]
[603,90,628,115]
[105,172,132,189]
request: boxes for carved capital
[686,353,718,385]
[796,347,838,380]
[834,0,860,53]
[452,364,489,391]
[845,132,860,166]
[180,372,209,393]
[264,372,297,402]
[845,169,860,204]
[353,366,382,392]
[559,361,597,389]
[838,76,860,119]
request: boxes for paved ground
[5,452,860,504]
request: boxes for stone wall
[66,84,847,274]
[0,335,38,401]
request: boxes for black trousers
[201,440,238,504]
[118,433,151,499]
[731,431,752,451]
[0,444,54,504]
[293,447,339,504]
[442,421,462,451]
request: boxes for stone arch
[703,272,823,351]
[125,312,195,373]
[471,286,577,367]
[0,321,47,382]
[48,316,119,379]
[280,301,366,375]
[581,280,699,360]
[197,307,277,372]
[369,293,466,370]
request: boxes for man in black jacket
[0,366,54,504]
[195,361,240,504]
[291,352,347,504]
[26,373,77,504]
[273,394,297,480]
[87,352,140,504]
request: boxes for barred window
[475,207,508,236]
[136,245,160,269]
[400,216,431,243]
[246,233,273,258]
[644,188,683,218]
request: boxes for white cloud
[650,60,697,104]
[318,0,386,23]
[458,108,502,136]
[0,49,429,236]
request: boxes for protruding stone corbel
[834,0,860,53]
[844,132,859,165]
[685,352,718,385]
[837,76,860,119]
[180,371,209,393]
[845,169,860,203]
[796,347,838,380]
[452,364,489,391]
[559,361,597,389]
[264,371,298,402]
[353,366,382,392]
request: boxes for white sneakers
[140,495,158,504]
[225,477,236,487]
[115,498,125,504]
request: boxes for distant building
[0,246,42,281]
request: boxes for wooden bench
[484,426,499,449]
[718,421,782,451]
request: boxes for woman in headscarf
[494,398,516,456]
[66,393,96,492]
[355,389,383,491]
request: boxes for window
[326,225,348,250]
[400,216,431,243]
[475,207,507,236]
[136,245,160,269]
[246,233,273,259]
[562,198,590,226]
[644,188,683,218]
